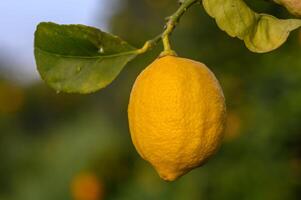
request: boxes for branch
[136,0,199,56]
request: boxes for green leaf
[34,22,138,94]
[202,0,301,53]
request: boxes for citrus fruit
[128,55,226,181]
[71,172,104,200]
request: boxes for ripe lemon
[128,55,226,181]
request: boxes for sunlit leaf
[274,0,301,17]
[34,22,138,94]
[203,0,301,53]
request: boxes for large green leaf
[34,22,138,94]
[202,0,301,53]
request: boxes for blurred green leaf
[202,0,301,53]
[34,22,138,94]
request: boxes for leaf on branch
[202,0,301,53]
[274,0,301,17]
[34,22,138,94]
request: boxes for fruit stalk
[137,0,199,55]
[161,0,198,56]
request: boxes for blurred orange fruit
[71,172,104,200]
[224,111,242,141]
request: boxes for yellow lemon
[128,55,226,181]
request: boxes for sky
[0,0,114,84]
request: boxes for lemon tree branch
[161,0,198,56]
[137,0,199,56]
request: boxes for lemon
[128,55,226,181]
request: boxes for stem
[161,0,198,56]
[136,0,198,56]
[136,34,162,54]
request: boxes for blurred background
[1,0,301,199]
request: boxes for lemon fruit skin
[128,56,226,181]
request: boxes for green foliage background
[1,0,301,199]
